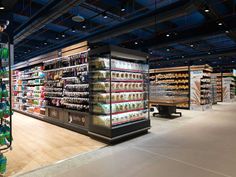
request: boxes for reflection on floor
[17,102,236,177]
[5,112,105,176]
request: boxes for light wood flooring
[4,112,105,176]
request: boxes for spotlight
[44,42,47,45]
[121,4,126,12]
[204,9,209,13]
[102,12,108,19]
[225,30,229,34]
[166,34,170,37]
[61,33,65,38]
[208,52,211,55]
[218,22,223,26]
[82,25,86,29]
[166,48,170,52]
[135,41,138,45]
[190,44,194,47]
[56,37,59,40]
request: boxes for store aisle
[17,102,236,177]
[5,112,105,176]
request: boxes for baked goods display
[92,101,145,114]
[92,92,145,103]
[92,82,144,92]
[12,66,46,115]
[200,74,212,105]
[150,71,190,108]
[216,76,222,102]
[90,58,147,72]
[90,57,148,127]
[91,71,143,81]
[93,110,147,127]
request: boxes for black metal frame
[0,32,12,151]
[88,46,150,142]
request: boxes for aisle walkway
[6,112,105,176]
[17,102,236,177]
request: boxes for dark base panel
[13,109,88,135]
[89,119,151,142]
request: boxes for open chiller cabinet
[88,46,150,141]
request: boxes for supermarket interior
[0,0,236,177]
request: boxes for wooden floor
[5,112,105,176]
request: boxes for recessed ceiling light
[166,48,170,52]
[150,51,153,54]
[121,7,125,12]
[36,46,39,49]
[208,52,211,55]
[56,37,59,40]
[166,34,170,37]
[219,57,222,59]
[82,25,86,29]
[218,22,223,26]
[135,41,138,45]
[225,30,229,34]
[232,61,235,63]
[62,33,65,38]
[72,29,76,32]
[44,42,47,45]
[167,57,169,60]
[182,56,184,58]
[103,12,108,19]
[190,44,194,47]
[204,9,209,13]
[0,6,4,10]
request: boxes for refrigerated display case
[89,46,150,141]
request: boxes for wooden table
[149,99,187,118]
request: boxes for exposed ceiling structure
[3,0,236,72]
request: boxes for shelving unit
[0,32,13,174]
[89,46,150,141]
[43,49,90,131]
[150,66,190,109]
[12,66,46,115]
[12,42,91,134]
[150,65,213,111]
[222,75,235,102]
[210,74,218,104]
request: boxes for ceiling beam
[14,0,86,45]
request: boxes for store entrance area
[18,102,236,177]
[5,113,105,176]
